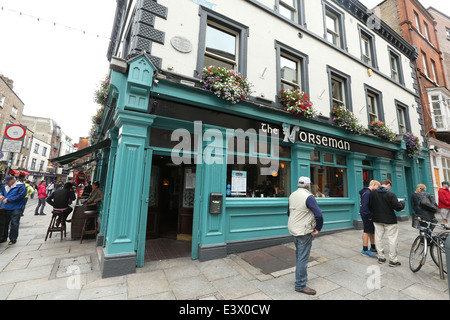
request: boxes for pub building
[53,0,433,277]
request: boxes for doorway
[145,156,195,261]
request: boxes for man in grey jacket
[287,176,324,295]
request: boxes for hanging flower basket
[370,121,396,142]
[94,76,110,107]
[332,106,368,135]
[280,89,317,119]
[404,132,420,157]
[199,66,251,104]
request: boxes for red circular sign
[5,125,26,140]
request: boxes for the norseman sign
[282,123,351,151]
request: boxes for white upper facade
[113,0,423,142]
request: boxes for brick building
[428,7,450,91]
[375,0,450,196]
[0,75,28,177]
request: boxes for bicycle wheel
[409,235,427,273]
[430,232,448,274]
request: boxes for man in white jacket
[288,176,324,295]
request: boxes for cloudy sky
[0,0,448,143]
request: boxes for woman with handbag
[411,184,438,230]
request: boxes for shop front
[95,54,431,277]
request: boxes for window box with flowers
[369,121,396,142]
[332,106,368,135]
[280,89,317,119]
[404,132,420,157]
[199,66,252,104]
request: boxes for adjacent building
[87,0,431,277]
[427,6,450,192]
[375,0,450,197]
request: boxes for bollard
[446,235,450,300]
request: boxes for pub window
[443,158,450,182]
[396,101,411,134]
[197,7,249,76]
[389,48,404,85]
[323,2,346,50]
[31,158,36,170]
[365,85,384,124]
[431,95,444,129]
[310,151,348,198]
[204,23,238,71]
[328,66,352,111]
[359,26,378,69]
[276,41,309,100]
[226,138,291,198]
[278,0,297,22]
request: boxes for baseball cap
[298,176,311,185]
[443,181,450,186]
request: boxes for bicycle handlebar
[415,216,448,231]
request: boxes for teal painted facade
[94,54,431,276]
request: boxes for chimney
[0,75,14,89]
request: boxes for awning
[50,139,111,166]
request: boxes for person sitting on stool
[82,181,103,211]
[46,182,76,224]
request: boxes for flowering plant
[404,132,420,157]
[280,89,317,119]
[94,75,110,106]
[332,106,368,135]
[370,121,396,142]
[199,66,251,104]
[92,107,104,125]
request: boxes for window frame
[322,1,347,50]
[395,100,411,134]
[364,84,384,125]
[275,41,309,101]
[421,51,429,78]
[358,25,378,69]
[275,0,305,25]
[327,66,352,112]
[196,6,249,77]
[414,11,422,35]
[431,59,438,84]
[388,47,404,85]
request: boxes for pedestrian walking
[359,180,380,258]
[438,181,450,230]
[287,176,324,295]
[369,179,405,267]
[35,181,47,216]
[0,176,27,245]
[411,184,438,229]
[21,180,35,216]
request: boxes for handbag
[419,193,438,213]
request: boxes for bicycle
[409,215,449,274]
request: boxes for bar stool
[45,210,67,241]
[80,211,98,244]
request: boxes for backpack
[419,193,438,213]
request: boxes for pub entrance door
[146,156,196,242]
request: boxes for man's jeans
[2,209,22,241]
[293,234,313,291]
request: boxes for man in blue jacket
[359,180,380,259]
[0,176,26,245]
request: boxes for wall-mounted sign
[282,123,351,151]
[171,36,193,53]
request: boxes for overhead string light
[0,5,120,44]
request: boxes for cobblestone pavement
[0,198,448,300]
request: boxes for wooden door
[177,165,195,241]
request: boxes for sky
[0,0,117,142]
[0,0,448,144]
